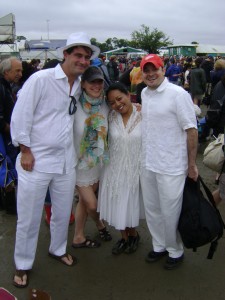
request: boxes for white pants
[14,159,76,270]
[140,169,185,258]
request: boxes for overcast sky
[1,0,225,46]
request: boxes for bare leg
[72,183,105,244]
[126,227,138,237]
[212,189,223,206]
[73,196,88,244]
[121,229,128,241]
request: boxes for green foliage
[131,24,172,53]
[16,35,26,41]
[90,24,173,53]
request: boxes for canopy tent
[0,13,15,43]
[104,47,147,60]
[0,13,19,59]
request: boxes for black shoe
[145,250,167,263]
[125,232,140,254]
[112,239,128,255]
[164,254,184,270]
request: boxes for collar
[146,77,168,93]
[54,63,67,80]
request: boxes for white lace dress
[98,106,143,230]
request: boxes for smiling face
[81,79,104,98]
[142,63,165,90]
[107,89,133,117]
[62,46,92,80]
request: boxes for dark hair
[106,82,129,99]
[195,57,203,67]
[65,45,93,56]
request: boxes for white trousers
[140,169,185,258]
[14,158,76,270]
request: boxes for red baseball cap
[140,54,164,70]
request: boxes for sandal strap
[15,270,27,278]
[99,227,112,241]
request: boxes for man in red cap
[140,54,198,270]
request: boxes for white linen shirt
[11,64,81,174]
[141,78,197,175]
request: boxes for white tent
[0,13,19,59]
[0,13,15,43]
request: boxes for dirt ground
[1,116,225,300]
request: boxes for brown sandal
[48,252,77,266]
[13,269,29,288]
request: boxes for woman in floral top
[72,66,112,248]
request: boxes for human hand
[133,103,141,112]
[188,164,198,181]
[20,151,35,171]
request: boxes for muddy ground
[1,116,225,300]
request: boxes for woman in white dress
[72,66,112,248]
[98,82,142,255]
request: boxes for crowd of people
[0,31,225,290]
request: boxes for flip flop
[72,238,101,249]
[48,252,77,266]
[13,269,29,288]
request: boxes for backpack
[178,176,225,259]
[0,134,17,188]
[205,94,225,128]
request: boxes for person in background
[210,59,225,90]
[140,54,198,270]
[0,57,22,214]
[165,57,182,85]
[11,32,99,288]
[190,57,206,106]
[129,57,143,103]
[98,82,143,255]
[107,55,119,83]
[201,55,214,97]
[183,63,192,92]
[72,66,111,249]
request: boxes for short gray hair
[0,57,20,75]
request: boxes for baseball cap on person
[140,54,164,70]
[81,66,104,82]
[57,32,100,60]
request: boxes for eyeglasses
[69,96,77,115]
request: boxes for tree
[105,38,114,50]
[112,37,130,48]
[131,24,172,53]
[16,35,27,41]
[191,41,199,44]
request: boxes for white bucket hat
[57,32,100,60]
